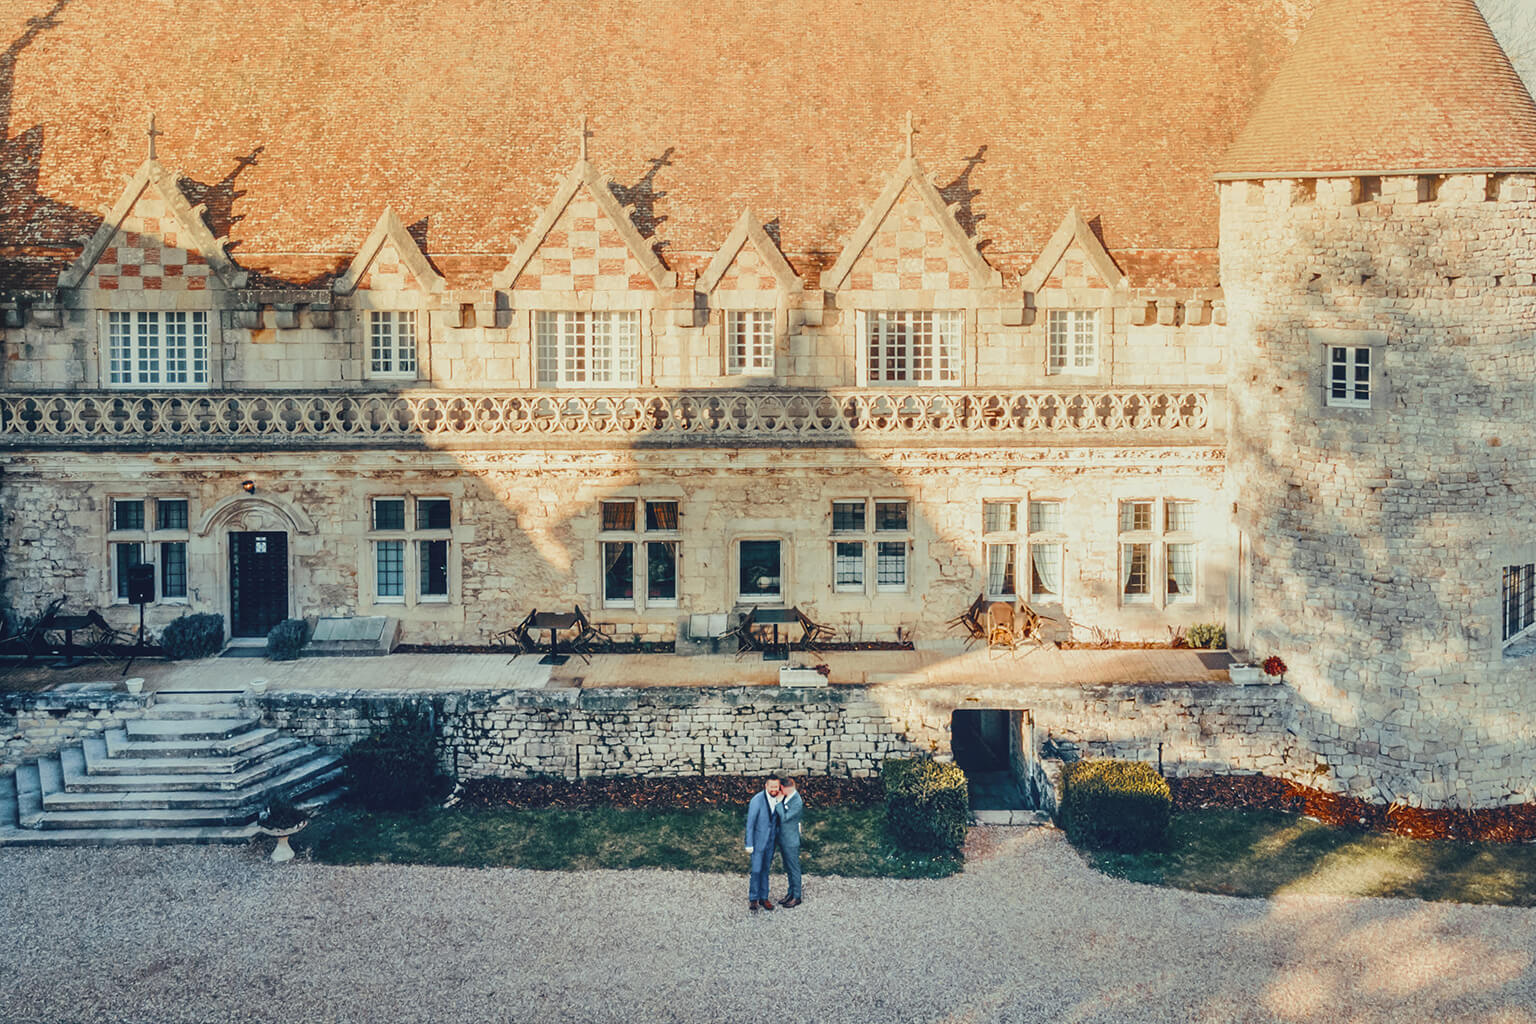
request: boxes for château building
[0,0,1533,808]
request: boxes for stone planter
[1229,664,1263,685]
[248,678,268,695]
[260,819,307,863]
[123,677,144,696]
[778,666,828,687]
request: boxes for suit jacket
[777,791,803,851]
[744,790,779,852]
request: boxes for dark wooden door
[229,531,289,637]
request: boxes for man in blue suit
[744,774,782,912]
[775,776,803,907]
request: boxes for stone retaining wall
[0,689,148,771]
[250,680,1304,785]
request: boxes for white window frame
[863,310,962,385]
[367,495,454,606]
[829,498,910,596]
[536,311,640,387]
[107,311,210,388]
[737,537,787,604]
[1117,498,1200,606]
[368,310,419,380]
[106,496,192,604]
[725,309,775,377]
[982,499,1066,605]
[1047,309,1098,375]
[1326,345,1372,409]
[1505,562,1536,645]
[598,499,681,611]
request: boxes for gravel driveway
[3,829,1534,1024]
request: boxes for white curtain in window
[1030,543,1062,597]
[1167,543,1196,598]
[986,543,1015,596]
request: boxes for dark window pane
[419,539,449,596]
[647,541,677,601]
[645,501,679,531]
[835,541,864,587]
[156,499,188,531]
[160,541,187,598]
[739,540,781,598]
[832,501,865,533]
[416,499,451,531]
[112,500,144,532]
[875,501,908,531]
[604,542,634,601]
[601,501,636,532]
[876,541,906,587]
[376,540,404,597]
[373,499,406,531]
[115,542,143,599]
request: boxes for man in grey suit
[775,776,804,907]
[744,774,781,912]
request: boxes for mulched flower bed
[459,775,884,811]
[1170,774,1536,844]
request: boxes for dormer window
[536,311,640,387]
[864,310,961,385]
[1047,309,1098,375]
[107,311,209,388]
[726,310,775,376]
[369,311,418,379]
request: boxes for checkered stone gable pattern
[512,190,659,294]
[715,243,779,294]
[87,194,211,294]
[845,183,985,293]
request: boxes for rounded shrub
[882,756,970,852]
[266,618,308,661]
[344,706,451,812]
[159,612,225,660]
[1059,759,1171,851]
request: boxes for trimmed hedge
[159,613,225,660]
[266,618,308,661]
[883,757,969,853]
[1059,759,1171,852]
[344,707,451,812]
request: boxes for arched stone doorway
[195,494,316,639]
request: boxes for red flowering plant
[1262,655,1288,678]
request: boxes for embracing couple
[744,773,803,912]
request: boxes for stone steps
[0,690,348,846]
[124,717,262,742]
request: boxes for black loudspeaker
[127,562,155,605]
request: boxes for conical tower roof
[1219,0,1536,177]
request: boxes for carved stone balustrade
[0,388,1223,450]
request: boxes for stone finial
[578,114,590,162]
[147,113,163,161]
[904,110,916,159]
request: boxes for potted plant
[258,795,309,863]
[1262,655,1288,684]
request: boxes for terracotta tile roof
[1221,0,1536,177]
[0,0,1317,291]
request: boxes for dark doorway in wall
[951,708,1030,810]
[230,531,289,637]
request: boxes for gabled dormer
[334,208,446,298]
[1020,207,1127,299]
[822,155,1002,296]
[697,211,801,379]
[60,157,247,295]
[60,154,246,390]
[492,158,676,295]
[335,209,445,384]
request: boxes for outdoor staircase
[0,689,344,846]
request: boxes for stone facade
[0,689,147,769]
[1224,172,1536,808]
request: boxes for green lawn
[296,804,962,879]
[1081,808,1536,906]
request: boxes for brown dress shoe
[782,897,801,908]
[749,900,760,912]
[759,899,775,910]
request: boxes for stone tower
[1220,0,1536,808]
